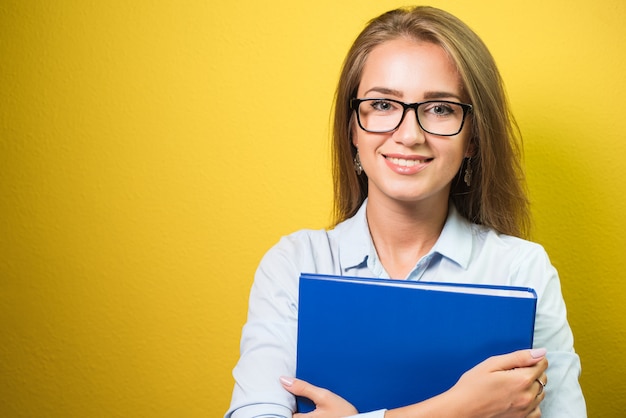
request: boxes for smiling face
[353,37,472,210]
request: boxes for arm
[513,246,586,417]
[227,231,334,418]
[226,237,302,417]
[282,349,548,418]
[386,349,547,418]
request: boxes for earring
[464,157,472,187]
[353,152,363,175]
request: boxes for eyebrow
[363,87,403,97]
[423,91,463,101]
[362,87,462,102]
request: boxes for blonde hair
[331,6,530,238]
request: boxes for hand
[280,376,358,418]
[446,348,549,418]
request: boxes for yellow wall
[1,0,624,416]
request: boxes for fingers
[456,349,548,416]
[280,376,338,408]
[280,376,358,417]
[280,376,318,399]
[517,379,545,418]
[482,348,548,372]
[535,372,548,396]
[527,385,546,417]
[526,371,547,417]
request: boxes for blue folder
[295,273,537,413]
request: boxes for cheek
[438,142,468,170]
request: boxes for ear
[351,129,358,148]
[464,138,477,158]
[349,113,359,148]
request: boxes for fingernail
[280,376,294,386]
[530,348,547,358]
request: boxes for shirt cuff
[229,403,292,418]
[346,410,387,418]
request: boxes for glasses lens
[357,99,404,133]
[417,101,466,136]
[357,99,466,135]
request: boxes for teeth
[388,157,424,167]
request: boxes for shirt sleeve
[225,234,304,417]
[225,231,394,418]
[345,410,387,418]
[516,245,587,417]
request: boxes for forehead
[358,38,462,99]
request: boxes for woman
[226,6,586,418]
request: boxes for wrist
[383,391,460,418]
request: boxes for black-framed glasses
[350,98,473,136]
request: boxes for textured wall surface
[1,0,625,416]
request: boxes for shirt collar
[335,200,373,272]
[335,199,473,273]
[431,204,473,270]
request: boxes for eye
[422,102,460,117]
[369,99,397,112]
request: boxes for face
[353,37,472,209]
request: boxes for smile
[384,156,432,167]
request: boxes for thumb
[484,348,547,372]
[280,376,321,399]
[280,376,358,417]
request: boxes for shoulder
[265,228,332,259]
[468,224,557,291]
[473,224,547,258]
[255,228,336,279]
[440,207,551,278]
[248,229,332,304]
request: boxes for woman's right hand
[446,348,548,418]
[385,348,548,418]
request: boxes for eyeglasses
[350,98,473,136]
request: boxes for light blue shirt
[226,201,586,417]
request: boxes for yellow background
[1,0,624,416]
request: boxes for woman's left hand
[280,376,358,417]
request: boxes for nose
[393,108,426,146]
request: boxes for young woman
[226,6,586,418]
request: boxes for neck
[366,198,449,279]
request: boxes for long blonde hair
[331,6,530,238]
